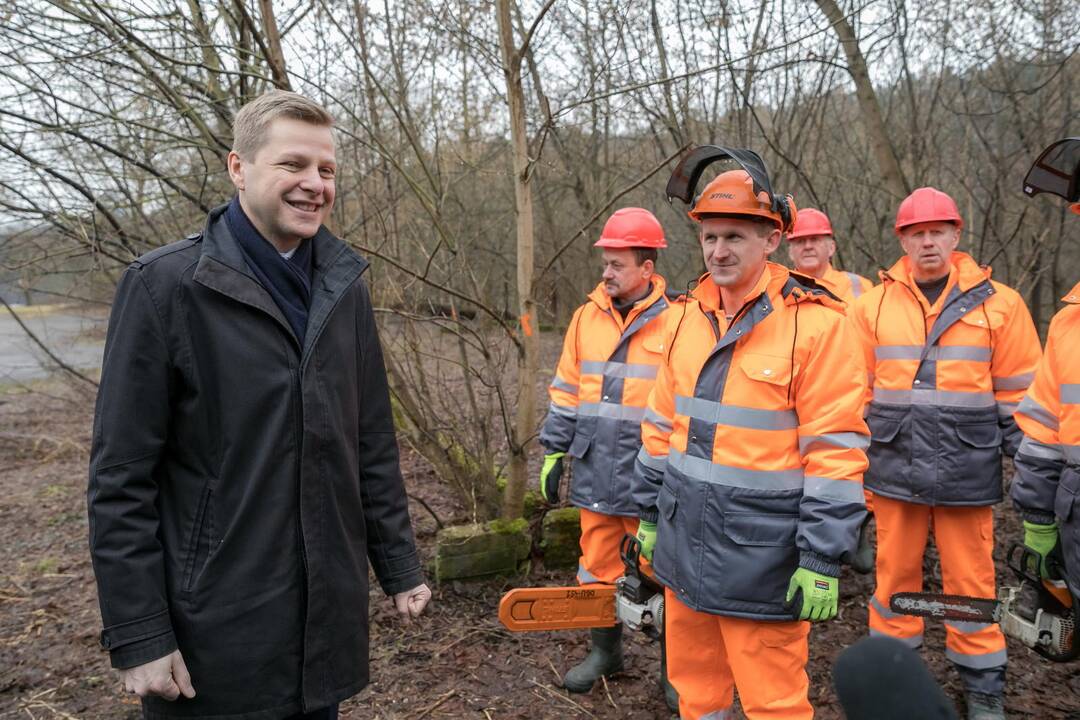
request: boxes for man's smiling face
[229,117,336,251]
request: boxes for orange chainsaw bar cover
[498,584,618,632]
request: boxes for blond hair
[232,90,334,159]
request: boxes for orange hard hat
[786,207,833,240]
[895,187,963,233]
[594,207,667,249]
[689,170,797,231]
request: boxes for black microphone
[833,636,959,719]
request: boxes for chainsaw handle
[1007,542,1045,585]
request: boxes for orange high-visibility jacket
[540,276,678,516]
[850,252,1041,506]
[1012,281,1080,599]
[633,263,869,619]
[819,265,874,307]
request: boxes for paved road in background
[0,305,106,383]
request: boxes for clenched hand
[120,649,196,701]
[392,583,432,624]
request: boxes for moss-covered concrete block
[434,518,531,582]
[540,507,582,569]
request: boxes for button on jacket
[88,205,422,718]
[633,263,869,619]
[1012,281,1080,598]
[850,252,1041,506]
[539,276,675,517]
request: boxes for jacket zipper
[293,365,311,708]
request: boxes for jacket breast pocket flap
[956,422,1001,449]
[959,310,1004,331]
[641,334,666,354]
[738,354,795,386]
[722,512,798,547]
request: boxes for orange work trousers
[576,508,641,584]
[868,495,1006,671]
[665,589,812,720]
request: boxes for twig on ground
[413,688,456,719]
[601,675,617,710]
[527,679,596,717]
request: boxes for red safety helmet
[895,187,963,234]
[594,207,667,249]
[786,208,833,240]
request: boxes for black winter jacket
[88,206,423,719]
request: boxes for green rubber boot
[563,625,624,693]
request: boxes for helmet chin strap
[666,145,795,231]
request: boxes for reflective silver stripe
[873,388,996,408]
[643,407,673,433]
[946,647,1007,670]
[945,620,993,634]
[577,402,646,422]
[992,373,1034,392]
[1017,436,1064,462]
[669,448,803,490]
[848,272,864,299]
[933,345,992,362]
[675,395,798,431]
[997,401,1019,418]
[804,476,866,504]
[1062,384,1080,404]
[873,345,991,362]
[548,402,577,418]
[580,360,659,379]
[636,445,668,472]
[701,710,733,720]
[577,564,602,584]
[870,595,901,620]
[870,628,923,648]
[875,345,923,361]
[799,432,871,454]
[550,376,578,395]
[1017,396,1060,431]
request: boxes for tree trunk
[814,0,908,200]
[495,0,538,521]
[257,0,291,90]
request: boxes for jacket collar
[193,203,369,360]
[881,251,989,295]
[691,262,836,316]
[587,274,668,324]
[1063,281,1080,305]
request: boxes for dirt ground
[2,384,1080,719]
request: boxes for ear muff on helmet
[666,145,796,232]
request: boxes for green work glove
[636,521,658,562]
[1023,520,1059,578]
[539,452,565,503]
[785,568,839,622]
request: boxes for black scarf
[225,197,314,344]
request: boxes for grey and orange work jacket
[850,252,1042,506]
[539,275,676,517]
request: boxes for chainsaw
[499,534,665,639]
[889,543,1079,663]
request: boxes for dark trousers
[286,706,338,720]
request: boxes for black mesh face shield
[665,145,795,230]
[1023,137,1080,203]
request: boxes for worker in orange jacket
[633,148,869,720]
[849,187,1041,720]
[786,206,877,574]
[538,207,678,707]
[1011,138,1080,612]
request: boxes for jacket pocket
[738,353,795,386]
[867,414,902,444]
[956,422,1002,449]
[568,432,592,459]
[712,510,799,605]
[181,483,214,594]
[641,333,666,355]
